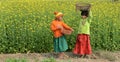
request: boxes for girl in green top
[73,10,95,58]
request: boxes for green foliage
[5,58,27,62]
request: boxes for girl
[73,9,93,58]
[50,11,73,59]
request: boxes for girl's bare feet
[83,54,97,59]
[91,54,97,59]
[83,55,90,59]
[58,52,69,59]
[58,52,64,59]
[63,53,69,58]
[79,55,84,58]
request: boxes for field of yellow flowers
[0,0,120,53]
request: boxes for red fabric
[73,34,92,55]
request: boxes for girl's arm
[89,10,93,18]
[88,10,93,23]
[62,22,73,31]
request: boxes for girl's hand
[70,28,74,32]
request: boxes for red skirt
[73,34,92,55]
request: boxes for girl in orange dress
[50,11,73,59]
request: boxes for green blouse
[78,11,93,35]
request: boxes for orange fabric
[50,20,71,38]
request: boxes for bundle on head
[76,2,91,11]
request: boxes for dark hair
[81,10,89,17]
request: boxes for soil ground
[0,51,120,62]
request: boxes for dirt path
[0,51,120,62]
